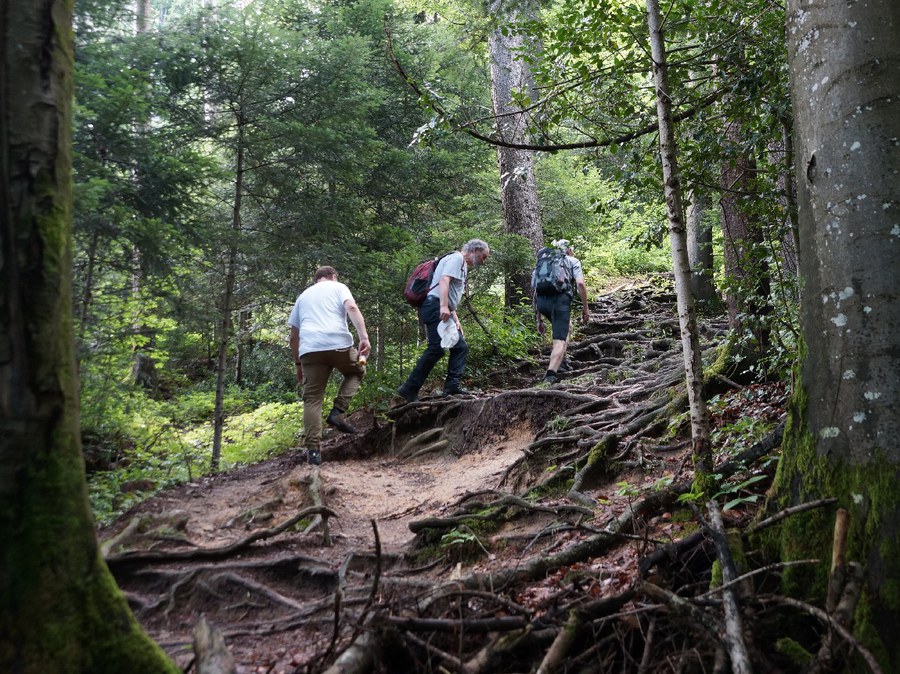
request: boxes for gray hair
[462,238,490,255]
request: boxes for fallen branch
[640,581,720,636]
[386,615,528,633]
[536,610,580,674]
[321,629,378,674]
[749,495,837,533]
[706,499,752,674]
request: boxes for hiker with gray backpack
[532,239,590,384]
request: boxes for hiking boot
[542,372,558,385]
[441,386,469,397]
[326,407,357,434]
[396,385,419,403]
[559,358,573,372]
[307,449,321,465]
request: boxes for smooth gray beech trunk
[645,0,713,474]
[0,0,178,670]
[774,0,900,665]
[489,0,544,305]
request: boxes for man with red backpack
[396,239,491,402]
[532,239,590,384]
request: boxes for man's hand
[537,318,546,337]
[358,337,372,358]
[582,308,590,323]
[440,304,451,322]
[295,362,304,384]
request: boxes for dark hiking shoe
[396,386,419,403]
[307,449,321,465]
[441,386,470,397]
[559,358,573,372]
[326,408,358,434]
[542,372,558,385]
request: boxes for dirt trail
[100,402,551,673]
[110,407,533,554]
[99,278,788,674]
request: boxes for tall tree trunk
[686,191,717,304]
[235,308,251,386]
[645,0,712,478]
[488,0,543,306]
[773,0,900,667]
[777,117,800,278]
[129,0,158,391]
[719,118,771,355]
[211,116,245,470]
[0,1,177,671]
[78,229,100,338]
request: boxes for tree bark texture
[775,0,900,667]
[719,117,771,351]
[0,1,178,671]
[686,191,717,304]
[645,0,712,474]
[489,0,544,306]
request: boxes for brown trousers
[299,347,364,450]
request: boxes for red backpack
[403,253,450,307]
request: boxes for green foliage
[85,383,303,524]
[707,391,778,457]
[536,154,672,278]
[614,480,640,498]
[440,526,491,562]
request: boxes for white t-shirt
[426,252,467,310]
[288,280,355,356]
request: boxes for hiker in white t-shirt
[288,266,371,464]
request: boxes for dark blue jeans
[401,296,468,394]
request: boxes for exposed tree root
[105,504,337,567]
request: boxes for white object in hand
[437,319,459,348]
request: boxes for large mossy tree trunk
[0,1,178,671]
[773,0,900,667]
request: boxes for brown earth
[99,277,790,674]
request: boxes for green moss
[775,638,813,666]
[710,532,747,589]
[1,414,177,672]
[704,340,734,381]
[764,345,900,670]
[690,465,718,500]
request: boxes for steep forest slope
[100,277,802,674]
